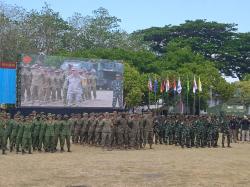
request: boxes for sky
[3,0,250,33]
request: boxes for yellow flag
[198,76,202,92]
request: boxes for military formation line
[0,111,249,155]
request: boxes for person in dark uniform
[112,74,123,108]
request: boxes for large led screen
[20,54,124,108]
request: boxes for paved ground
[22,91,116,107]
[1,141,250,187]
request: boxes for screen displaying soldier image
[20,54,124,108]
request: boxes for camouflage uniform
[87,115,97,144]
[143,114,154,148]
[112,75,123,108]
[94,117,104,146]
[21,67,32,101]
[31,67,44,102]
[0,117,7,154]
[22,119,32,154]
[220,117,231,148]
[10,117,19,152]
[54,71,63,101]
[45,119,55,152]
[89,73,97,99]
[16,121,24,153]
[117,115,128,149]
[74,115,82,143]
[101,116,113,149]
[60,115,71,152]
[54,117,63,150]
[32,118,41,150]
[38,119,46,151]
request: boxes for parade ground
[1,142,250,187]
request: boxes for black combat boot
[16,147,20,154]
[2,149,6,155]
[67,148,71,152]
[60,147,65,152]
[28,149,32,154]
[22,149,26,154]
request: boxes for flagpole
[186,76,189,115]
[155,91,157,112]
[186,89,188,115]
[148,89,150,109]
[198,94,201,115]
[161,91,163,115]
[193,93,196,115]
[179,94,182,114]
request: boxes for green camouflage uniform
[38,121,46,151]
[44,121,55,152]
[22,122,32,153]
[60,120,71,151]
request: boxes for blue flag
[154,78,158,93]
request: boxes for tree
[123,63,145,107]
[234,81,250,105]
[23,3,69,55]
[133,20,249,79]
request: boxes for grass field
[0,141,250,187]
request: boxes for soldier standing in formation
[1,110,248,155]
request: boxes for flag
[165,78,170,93]
[173,79,177,92]
[160,80,165,93]
[148,78,152,91]
[193,76,197,94]
[187,78,190,93]
[177,77,182,94]
[198,76,202,92]
[154,78,158,94]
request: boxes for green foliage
[134,19,249,79]
[1,2,247,110]
[234,81,250,104]
[123,63,144,107]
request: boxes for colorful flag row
[148,76,202,94]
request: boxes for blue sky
[4,0,250,33]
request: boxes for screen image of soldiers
[49,69,57,102]
[54,70,64,101]
[30,65,44,104]
[43,68,53,103]
[79,69,87,101]
[89,69,97,100]
[112,74,123,108]
[63,65,73,105]
[66,68,84,106]
[21,65,32,102]
[86,71,92,100]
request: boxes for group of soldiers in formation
[21,64,97,106]
[0,110,249,155]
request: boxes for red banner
[0,62,16,69]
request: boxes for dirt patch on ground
[0,141,250,187]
